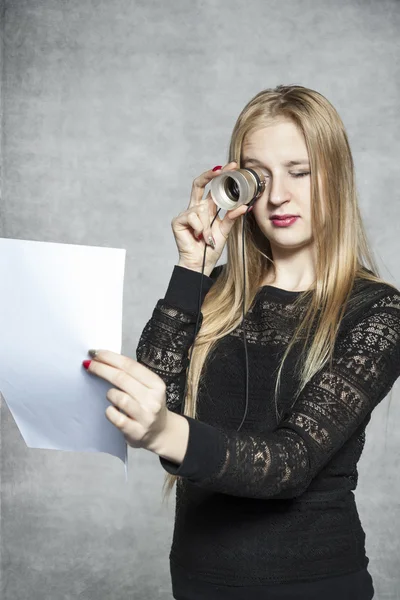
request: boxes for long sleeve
[135,264,223,414]
[160,287,400,500]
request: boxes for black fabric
[170,562,375,600]
[136,264,400,596]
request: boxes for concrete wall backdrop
[1,0,399,598]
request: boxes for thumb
[218,204,252,239]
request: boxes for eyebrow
[242,157,310,167]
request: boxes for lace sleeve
[135,301,203,414]
[161,289,400,499]
[135,265,224,414]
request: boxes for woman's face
[241,119,319,251]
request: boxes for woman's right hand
[171,161,250,275]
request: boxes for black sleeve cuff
[159,416,227,482]
[163,265,216,313]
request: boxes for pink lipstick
[271,216,299,227]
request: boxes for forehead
[242,120,307,157]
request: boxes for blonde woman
[84,85,400,599]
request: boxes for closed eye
[260,171,311,180]
[291,172,310,178]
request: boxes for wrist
[148,410,190,465]
[176,262,214,277]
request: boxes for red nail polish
[212,165,223,172]
[82,360,91,369]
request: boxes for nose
[267,175,291,206]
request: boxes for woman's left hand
[83,349,169,451]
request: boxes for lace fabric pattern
[137,276,400,499]
[136,302,199,414]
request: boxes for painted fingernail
[88,349,98,358]
[208,236,216,249]
[212,165,223,172]
[82,360,91,370]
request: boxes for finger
[186,211,204,239]
[194,201,212,241]
[88,357,158,399]
[87,350,164,390]
[106,405,129,428]
[105,404,141,439]
[187,161,237,209]
[105,405,145,449]
[206,186,218,215]
[106,387,143,422]
[218,202,251,239]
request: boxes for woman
[83,84,400,599]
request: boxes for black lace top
[136,264,400,596]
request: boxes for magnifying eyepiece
[210,167,266,210]
[225,178,240,202]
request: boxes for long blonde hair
[161,84,396,504]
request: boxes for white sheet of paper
[0,238,128,480]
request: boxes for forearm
[154,414,311,499]
[150,410,190,465]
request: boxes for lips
[270,215,299,220]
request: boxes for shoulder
[341,272,400,335]
[350,270,400,310]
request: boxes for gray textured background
[1,1,400,598]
